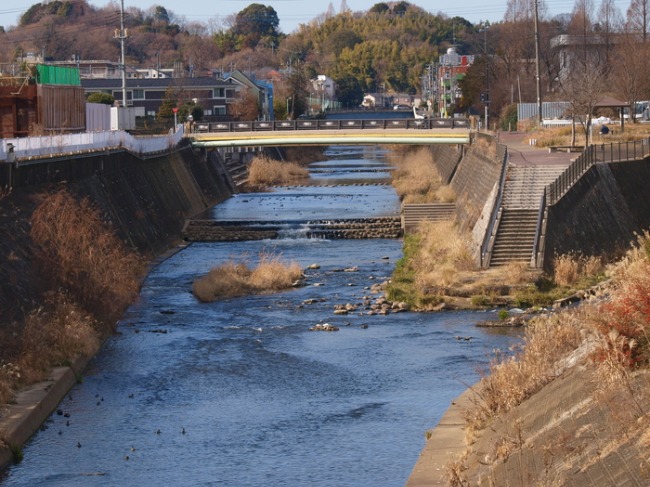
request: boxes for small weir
[183,216,403,241]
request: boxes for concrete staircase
[489,165,566,267]
[222,153,249,188]
[402,203,455,233]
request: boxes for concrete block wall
[449,141,502,234]
[70,146,233,255]
[544,159,650,270]
[429,144,463,184]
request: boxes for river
[1,146,520,487]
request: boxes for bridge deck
[190,128,470,147]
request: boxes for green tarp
[36,64,81,86]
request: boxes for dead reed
[192,253,303,302]
[30,189,144,327]
[390,147,455,203]
[248,156,309,186]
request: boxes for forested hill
[0,0,478,96]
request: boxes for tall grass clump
[248,156,309,186]
[390,147,454,203]
[593,231,650,372]
[465,310,586,431]
[30,190,144,327]
[553,253,605,287]
[387,221,475,309]
[192,253,303,302]
[17,291,100,385]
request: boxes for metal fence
[546,138,650,205]
[518,102,571,122]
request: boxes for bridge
[189,118,471,148]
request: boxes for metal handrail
[546,137,650,205]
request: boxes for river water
[1,147,520,487]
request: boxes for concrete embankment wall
[544,158,650,270]
[3,141,235,255]
[429,144,463,184]
[447,136,502,234]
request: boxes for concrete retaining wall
[429,144,463,184]
[449,138,502,234]
[544,158,650,270]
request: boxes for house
[223,69,274,121]
[81,76,245,118]
[362,93,390,108]
[81,70,273,120]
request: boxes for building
[81,70,273,120]
[82,76,240,118]
[435,47,474,117]
[0,65,85,138]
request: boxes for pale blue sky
[0,0,637,34]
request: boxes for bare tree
[626,0,650,41]
[611,33,650,121]
[558,0,610,145]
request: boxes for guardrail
[546,137,650,205]
[194,118,469,133]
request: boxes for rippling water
[1,147,520,487]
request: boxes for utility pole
[534,0,543,125]
[114,0,129,108]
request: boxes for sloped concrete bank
[0,142,239,471]
[407,359,649,486]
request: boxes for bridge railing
[194,118,469,133]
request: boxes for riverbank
[0,144,238,471]
[407,237,650,486]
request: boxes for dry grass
[414,220,477,290]
[192,253,303,302]
[465,309,586,431]
[449,231,650,482]
[17,292,99,385]
[553,253,605,287]
[0,190,144,405]
[248,156,309,186]
[387,220,477,309]
[30,190,144,326]
[526,123,650,148]
[390,147,455,203]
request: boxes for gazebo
[594,95,630,132]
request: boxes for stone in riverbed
[309,323,339,332]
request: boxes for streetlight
[286,96,292,119]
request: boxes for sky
[0,0,637,34]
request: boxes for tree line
[2,0,650,129]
